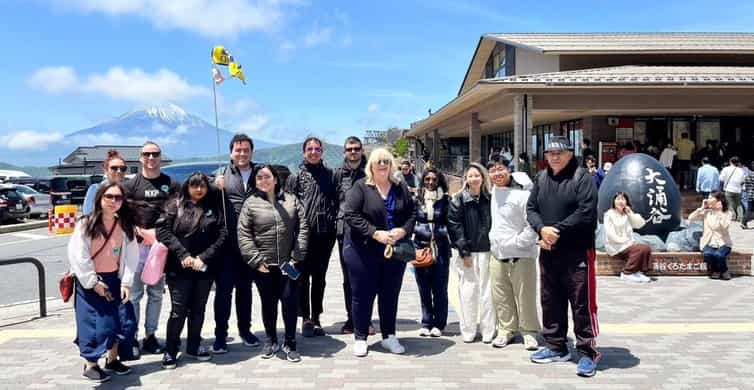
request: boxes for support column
[513,94,533,158]
[469,112,481,163]
[432,128,440,164]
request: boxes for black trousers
[256,267,298,349]
[344,234,406,341]
[166,276,213,356]
[337,235,353,326]
[298,232,336,321]
[214,255,253,340]
[539,248,600,360]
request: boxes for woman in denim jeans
[412,168,451,338]
[688,191,733,280]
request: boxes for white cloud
[28,66,209,103]
[304,26,334,48]
[70,132,180,146]
[58,0,306,39]
[367,103,380,113]
[238,114,271,133]
[0,130,64,151]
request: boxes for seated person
[688,191,733,280]
[604,192,652,283]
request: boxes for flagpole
[211,65,228,229]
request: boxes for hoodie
[489,173,539,260]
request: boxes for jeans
[130,244,165,339]
[337,236,353,326]
[725,192,743,222]
[703,245,731,273]
[165,277,213,356]
[298,232,336,322]
[256,267,298,349]
[744,199,754,226]
[214,253,253,340]
[413,251,449,330]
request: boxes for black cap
[544,136,573,153]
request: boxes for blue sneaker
[530,347,571,363]
[576,356,598,377]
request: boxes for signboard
[598,142,617,166]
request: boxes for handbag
[412,223,437,268]
[383,237,417,263]
[141,242,168,286]
[60,221,118,302]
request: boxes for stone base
[596,251,753,276]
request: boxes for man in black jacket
[286,136,338,337]
[212,133,260,352]
[333,136,367,334]
[526,136,601,377]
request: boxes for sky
[0,0,753,158]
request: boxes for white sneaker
[380,335,405,354]
[636,272,652,283]
[353,340,368,357]
[523,334,539,351]
[620,272,644,283]
[419,328,431,337]
[491,336,510,348]
[430,327,442,337]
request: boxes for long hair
[611,191,633,210]
[169,172,215,236]
[710,191,729,212]
[417,167,448,199]
[365,147,399,186]
[458,162,490,197]
[83,182,135,241]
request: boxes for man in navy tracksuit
[526,136,601,377]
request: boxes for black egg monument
[597,153,681,238]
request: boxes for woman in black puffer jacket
[156,172,226,368]
[411,168,451,338]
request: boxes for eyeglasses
[103,193,123,202]
[141,151,161,158]
[376,159,391,166]
[345,147,362,152]
[306,147,323,153]
[109,166,128,172]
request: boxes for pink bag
[141,242,168,286]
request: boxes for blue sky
[1,0,753,157]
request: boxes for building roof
[62,145,171,163]
[485,33,754,54]
[482,65,754,86]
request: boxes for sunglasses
[306,147,323,153]
[345,147,362,152]
[376,159,391,166]
[103,193,123,202]
[141,151,161,158]
[109,165,128,172]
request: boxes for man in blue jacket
[526,136,600,377]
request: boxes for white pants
[456,252,496,341]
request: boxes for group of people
[68,131,638,383]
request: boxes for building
[50,145,173,175]
[408,33,754,174]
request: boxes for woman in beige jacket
[688,191,733,280]
[604,192,652,283]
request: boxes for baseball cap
[544,136,574,153]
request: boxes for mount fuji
[2,104,279,166]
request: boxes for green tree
[392,138,409,157]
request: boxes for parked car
[6,177,51,193]
[161,161,291,185]
[0,184,30,223]
[49,175,104,207]
[12,184,51,218]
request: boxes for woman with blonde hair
[343,147,415,357]
[448,162,495,343]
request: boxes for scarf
[422,188,444,222]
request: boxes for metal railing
[0,257,47,318]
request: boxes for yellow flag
[229,61,246,85]
[212,46,230,66]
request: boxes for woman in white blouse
[688,191,733,280]
[604,192,652,283]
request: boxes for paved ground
[1,239,754,389]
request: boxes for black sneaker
[241,333,260,348]
[162,353,177,369]
[313,321,326,336]
[302,321,315,338]
[261,342,280,359]
[142,334,164,354]
[82,365,111,382]
[104,359,132,375]
[186,346,212,361]
[282,345,301,363]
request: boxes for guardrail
[0,257,47,318]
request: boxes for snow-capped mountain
[1,104,279,166]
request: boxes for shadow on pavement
[597,346,640,371]
[397,337,456,357]
[299,334,347,358]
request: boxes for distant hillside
[0,162,51,177]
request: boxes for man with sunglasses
[286,136,338,337]
[333,136,367,334]
[123,141,180,355]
